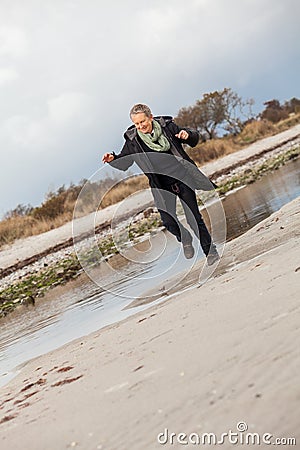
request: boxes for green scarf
[137,120,171,152]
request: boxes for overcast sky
[0,0,299,217]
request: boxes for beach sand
[0,197,299,449]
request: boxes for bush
[260,99,289,123]
[188,138,236,165]
[32,195,66,220]
[236,119,276,144]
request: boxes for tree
[260,99,289,123]
[283,97,300,114]
[175,105,200,132]
[176,91,225,139]
[195,91,226,139]
[220,88,254,135]
[175,88,254,139]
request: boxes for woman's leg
[178,183,216,256]
[157,188,193,244]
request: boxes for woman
[102,104,219,265]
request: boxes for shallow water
[222,159,300,240]
[0,158,299,387]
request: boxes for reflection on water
[0,158,299,386]
[224,159,300,240]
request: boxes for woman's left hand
[175,130,189,140]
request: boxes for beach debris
[14,391,39,405]
[138,317,147,323]
[51,375,83,387]
[17,401,30,409]
[133,365,144,372]
[20,378,46,393]
[250,263,262,271]
[56,366,74,373]
[143,207,154,218]
[20,383,35,392]
[0,414,17,424]
[21,295,35,307]
[137,313,156,323]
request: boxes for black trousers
[157,181,216,256]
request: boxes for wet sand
[0,196,299,450]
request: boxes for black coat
[110,116,216,202]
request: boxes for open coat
[109,116,216,207]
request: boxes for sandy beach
[0,195,299,449]
[1,2,299,448]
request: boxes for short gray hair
[130,103,152,118]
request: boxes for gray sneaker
[183,242,195,259]
[206,252,220,266]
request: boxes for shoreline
[0,125,299,317]
[1,123,299,269]
[0,196,299,449]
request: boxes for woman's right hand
[102,153,115,163]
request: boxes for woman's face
[131,112,153,134]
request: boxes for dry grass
[189,138,238,165]
[0,213,73,248]
[100,175,149,209]
[236,119,276,144]
[0,176,149,249]
[190,114,300,166]
[274,113,300,131]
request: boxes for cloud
[47,92,92,125]
[0,0,299,216]
[0,67,19,85]
[0,25,28,58]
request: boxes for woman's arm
[168,120,200,147]
[102,142,134,171]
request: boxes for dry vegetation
[0,175,149,249]
[188,114,300,165]
[98,175,149,209]
[1,113,300,250]
[0,214,73,248]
